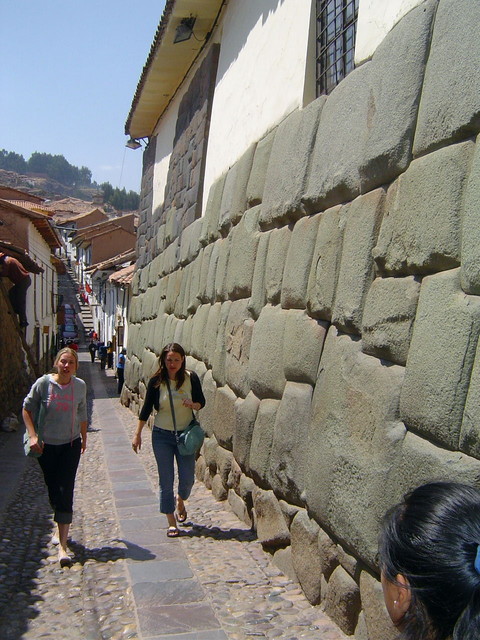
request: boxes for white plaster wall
[355,0,425,64]
[202,0,313,209]
[152,95,182,214]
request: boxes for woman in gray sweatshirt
[23,347,87,566]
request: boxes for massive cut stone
[413,0,480,156]
[233,392,260,471]
[253,488,290,548]
[270,382,313,505]
[179,218,202,266]
[291,510,322,605]
[197,370,216,438]
[248,305,288,399]
[323,566,361,636]
[362,276,421,366]
[214,236,231,301]
[248,231,270,320]
[225,205,260,300]
[205,239,221,302]
[332,188,385,334]
[283,310,327,385]
[260,99,324,228]
[212,384,237,450]
[281,213,321,309]
[211,301,231,388]
[203,302,222,369]
[190,304,210,362]
[359,570,398,640]
[306,327,405,567]
[306,204,348,321]
[246,128,276,207]
[218,144,256,235]
[400,269,480,450]
[265,226,292,305]
[248,398,280,487]
[461,135,480,295]
[373,141,473,276]
[224,300,254,398]
[461,337,480,458]
[199,173,225,246]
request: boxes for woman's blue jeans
[151,427,195,514]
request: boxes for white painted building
[126,0,425,217]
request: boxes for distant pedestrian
[22,347,87,567]
[107,341,114,369]
[66,339,78,352]
[88,341,97,363]
[98,343,107,370]
[0,252,32,327]
[117,348,126,394]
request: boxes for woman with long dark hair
[379,481,480,640]
[132,343,205,537]
[23,347,87,566]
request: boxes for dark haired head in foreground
[379,482,480,640]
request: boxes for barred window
[316,0,359,96]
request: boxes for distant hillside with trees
[0,149,140,211]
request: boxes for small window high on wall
[316,0,359,96]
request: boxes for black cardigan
[139,370,205,422]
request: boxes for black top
[139,370,205,422]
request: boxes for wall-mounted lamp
[174,17,196,44]
[126,138,142,150]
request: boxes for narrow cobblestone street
[0,350,347,640]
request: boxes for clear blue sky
[0,1,166,194]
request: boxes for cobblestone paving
[0,355,347,640]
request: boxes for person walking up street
[116,348,126,394]
[22,347,87,567]
[88,340,97,363]
[132,343,205,538]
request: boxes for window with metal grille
[316,0,359,96]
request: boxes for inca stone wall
[124,1,480,636]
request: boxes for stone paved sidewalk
[0,350,348,640]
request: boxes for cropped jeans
[152,427,195,514]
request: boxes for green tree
[0,149,27,173]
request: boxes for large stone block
[281,213,321,309]
[332,188,385,334]
[162,238,180,275]
[246,128,276,207]
[212,384,237,450]
[306,327,405,567]
[358,0,437,192]
[270,382,313,505]
[362,276,421,366]
[211,301,231,388]
[392,431,480,504]
[248,231,270,320]
[260,100,324,228]
[461,337,480,458]
[413,0,480,156]
[304,64,371,212]
[253,488,290,549]
[359,570,399,640]
[225,206,260,300]
[461,135,480,295]
[283,310,327,385]
[179,218,202,266]
[373,142,473,276]
[224,300,254,398]
[323,566,361,635]
[197,244,213,304]
[189,304,211,361]
[400,269,480,450]
[291,510,322,605]
[248,398,280,487]
[265,226,292,305]
[203,302,222,369]
[218,144,256,235]
[214,236,231,301]
[186,253,202,314]
[197,370,216,438]
[206,240,221,303]
[248,305,287,399]
[232,392,260,471]
[306,204,348,320]
[199,174,226,246]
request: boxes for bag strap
[36,375,52,442]
[165,378,179,443]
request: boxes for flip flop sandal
[176,507,188,523]
[167,526,180,538]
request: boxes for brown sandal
[167,526,180,538]
[176,507,187,523]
